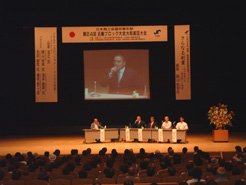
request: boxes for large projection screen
[84,49,150,100]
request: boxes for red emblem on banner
[69,32,75,38]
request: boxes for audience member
[186,167,205,185]
[104,167,115,178]
[78,170,87,178]
[215,167,228,182]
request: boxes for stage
[0,132,245,156]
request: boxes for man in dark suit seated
[132,116,146,128]
[147,116,158,142]
[132,116,146,142]
[100,55,145,95]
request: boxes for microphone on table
[172,121,176,129]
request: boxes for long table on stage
[119,128,187,142]
[82,128,188,143]
[83,129,119,143]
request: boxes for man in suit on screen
[100,55,145,95]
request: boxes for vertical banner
[172,129,177,142]
[35,27,57,102]
[100,129,105,142]
[174,25,191,100]
[125,128,130,141]
[158,129,163,142]
[138,129,143,141]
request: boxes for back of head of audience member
[104,167,115,178]
[173,153,181,164]
[160,161,168,169]
[37,169,49,181]
[124,180,134,185]
[12,170,22,180]
[106,158,114,168]
[235,146,242,153]
[232,166,241,175]
[218,159,225,167]
[82,150,88,156]
[194,156,203,166]
[192,167,202,180]
[194,146,199,153]
[147,166,155,177]
[140,160,149,170]
[5,153,12,160]
[79,170,87,178]
[217,167,225,177]
[90,160,97,168]
[44,151,49,157]
[71,149,78,156]
[168,147,174,155]
[111,149,118,158]
[62,167,70,175]
[84,162,91,171]
[54,149,60,157]
[182,147,188,154]
[225,162,233,171]
[168,166,176,176]
[120,163,130,174]
[66,163,75,172]
[74,156,81,165]
[127,167,135,176]
[87,148,91,154]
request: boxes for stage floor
[0,132,245,156]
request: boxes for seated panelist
[161,116,172,129]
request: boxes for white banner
[172,129,177,142]
[125,128,130,141]
[62,25,168,43]
[35,27,58,102]
[158,129,163,142]
[174,25,191,100]
[138,129,143,141]
[100,129,105,142]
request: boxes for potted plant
[207,103,235,142]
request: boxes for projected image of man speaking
[100,55,145,95]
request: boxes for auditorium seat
[162,176,182,183]
[214,181,233,185]
[25,179,48,185]
[134,183,178,185]
[138,170,148,177]
[72,178,94,185]
[4,180,25,185]
[221,151,235,161]
[138,176,162,183]
[117,176,140,183]
[50,179,71,185]
[95,177,117,184]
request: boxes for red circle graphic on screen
[69,32,75,38]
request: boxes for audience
[0,145,245,185]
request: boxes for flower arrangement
[208,103,235,129]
